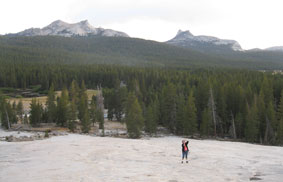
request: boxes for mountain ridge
[7,20,129,38]
[166,29,243,52]
[4,20,283,52]
[265,46,283,52]
[2,20,283,69]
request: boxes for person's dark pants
[182,150,188,159]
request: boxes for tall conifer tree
[46,83,56,123]
[125,93,144,138]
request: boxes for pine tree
[11,101,17,124]
[209,87,217,136]
[114,86,127,121]
[89,93,105,133]
[235,113,244,138]
[195,80,210,127]
[0,96,12,129]
[277,90,283,121]
[89,96,96,126]
[261,76,273,105]
[103,88,115,120]
[56,87,70,126]
[216,86,228,136]
[258,89,267,142]
[264,101,276,144]
[29,99,43,126]
[152,98,160,126]
[125,93,144,138]
[16,100,24,122]
[82,106,91,133]
[185,91,198,135]
[46,83,56,123]
[277,119,283,144]
[68,99,77,132]
[245,98,259,143]
[276,90,283,144]
[81,108,91,133]
[68,81,79,132]
[96,109,104,131]
[160,82,177,133]
[176,94,186,135]
[145,102,157,135]
[78,81,88,121]
[69,80,79,104]
[200,108,211,136]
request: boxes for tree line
[0,62,283,144]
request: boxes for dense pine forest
[0,59,283,145]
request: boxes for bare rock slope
[9,20,129,38]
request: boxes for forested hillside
[0,36,210,67]
[1,36,283,69]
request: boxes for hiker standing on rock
[181,140,189,163]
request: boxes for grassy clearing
[86,89,98,100]
[7,89,97,112]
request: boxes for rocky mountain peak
[9,20,129,38]
[175,30,194,39]
[167,29,242,51]
[177,29,193,36]
[79,20,89,25]
[47,20,67,28]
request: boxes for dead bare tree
[96,85,104,112]
[231,112,237,139]
[264,116,274,144]
[209,87,217,137]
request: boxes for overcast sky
[1,0,283,49]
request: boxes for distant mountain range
[1,20,283,70]
[7,20,129,38]
[166,30,283,53]
[4,20,283,53]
